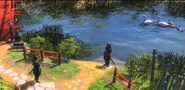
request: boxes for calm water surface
[23,4,185,63]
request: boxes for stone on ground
[17,79,26,85]
[12,76,20,82]
[39,82,55,88]
[0,68,5,73]
[8,72,18,77]
[73,87,77,90]
[19,74,28,80]
[0,65,4,69]
[34,86,45,90]
[3,69,13,74]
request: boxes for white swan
[168,19,174,25]
[176,25,183,32]
[157,16,174,27]
[142,15,153,25]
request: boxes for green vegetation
[22,24,99,60]
[96,20,108,28]
[48,61,79,80]
[70,18,84,24]
[7,51,79,81]
[89,68,129,90]
[125,51,185,90]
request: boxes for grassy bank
[5,51,79,81]
[88,68,135,90]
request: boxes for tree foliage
[58,36,81,60]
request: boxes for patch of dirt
[0,42,113,90]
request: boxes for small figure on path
[32,56,41,83]
[103,43,112,67]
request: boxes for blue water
[22,4,185,62]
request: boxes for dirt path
[0,42,113,90]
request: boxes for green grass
[48,61,79,80]
[7,51,79,81]
[96,20,108,28]
[89,68,138,90]
[7,51,23,60]
[70,18,84,24]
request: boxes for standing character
[103,43,112,67]
[32,56,41,83]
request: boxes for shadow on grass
[104,83,118,90]
[19,80,36,89]
[95,65,107,69]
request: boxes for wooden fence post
[58,50,61,65]
[14,85,19,90]
[23,46,26,59]
[40,48,43,62]
[112,67,117,83]
[128,78,132,89]
[150,48,156,83]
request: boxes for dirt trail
[55,60,113,90]
[0,42,113,90]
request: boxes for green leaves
[70,18,84,24]
[58,37,81,60]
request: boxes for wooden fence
[23,46,62,65]
[112,67,140,90]
[150,48,185,90]
[0,76,19,90]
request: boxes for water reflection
[22,3,185,62]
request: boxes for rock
[73,87,77,90]
[72,80,76,83]
[0,65,4,69]
[0,68,5,73]
[8,72,18,77]
[34,86,45,90]
[80,86,86,89]
[12,76,20,82]
[19,74,28,80]
[27,87,34,90]
[39,82,55,88]
[45,89,52,90]
[17,79,26,85]
[77,79,81,82]
[63,83,68,86]
[76,83,78,85]
[68,84,71,89]
[3,69,13,74]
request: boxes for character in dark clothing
[103,43,112,67]
[32,56,41,83]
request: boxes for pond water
[22,4,185,64]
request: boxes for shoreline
[81,56,125,68]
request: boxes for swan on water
[142,15,153,25]
[176,25,184,32]
[168,19,174,25]
[157,16,175,27]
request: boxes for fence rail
[23,46,62,65]
[0,76,19,90]
[112,67,140,90]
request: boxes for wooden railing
[0,76,19,90]
[23,46,62,65]
[112,67,140,90]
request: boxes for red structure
[0,0,21,41]
[112,67,140,90]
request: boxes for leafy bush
[125,51,185,89]
[58,36,80,60]
[22,25,99,60]
[70,18,84,24]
